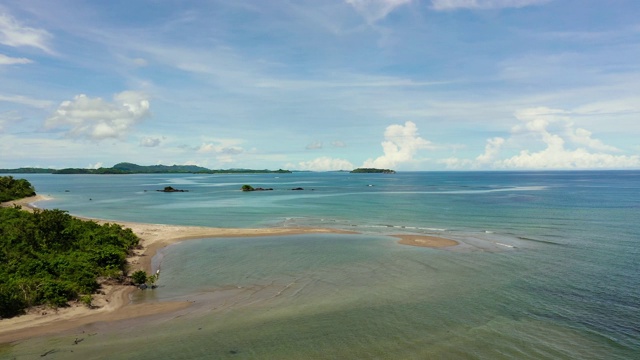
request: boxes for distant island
[0,162,292,175]
[350,168,396,174]
[157,186,188,192]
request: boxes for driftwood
[40,349,57,357]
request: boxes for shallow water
[2,171,639,359]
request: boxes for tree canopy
[0,207,139,318]
[0,176,36,202]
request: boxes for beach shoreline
[0,196,458,344]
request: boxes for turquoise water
[2,171,639,359]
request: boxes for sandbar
[0,196,456,343]
[0,197,355,343]
[393,234,459,248]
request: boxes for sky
[1,0,639,171]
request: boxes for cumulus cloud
[346,0,411,23]
[0,13,53,53]
[306,141,323,150]
[442,106,640,170]
[495,107,638,169]
[293,156,354,171]
[497,147,639,169]
[475,137,505,165]
[362,121,434,169]
[567,128,620,153]
[0,53,32,65]
[140,136,161,147]
[512,107,621,153]
[45,91,150,141]
[431,0,550,11]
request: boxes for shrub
[131,270,148,285]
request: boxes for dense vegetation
[350,168,396,174]
[200,168,291,174]
[0,176,36,202]
[1,162,292,174]
[0,168,54,174]
[111,162,209,173]
[52,167,130,174]
[0,207,139,318]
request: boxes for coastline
[0,196,458,344]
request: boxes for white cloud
[196,139,245,163]
[332,140,347,148]
[0,53,32,65]
[117,55,149,67]
[438,157,471,169]
[132,58,148,67]
[88,162,103,169]
[0,93,53,109]
[442,106,640,170]
[346,0,411,23]
[512,106,621,153]
[362,121,434,169]
[140,136,161,147]
[495,107,639,169]
[475,137,505,165]
[567,128,620,153]
[197,140,244,155]
[306,141,323,150]
[0,12,53,53]
[497,148,640,169]
[0,110,23,131]
[431,0,551,11]
[45,91,150,141]
[292,156,354,171]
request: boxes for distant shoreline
[0,196,458,344]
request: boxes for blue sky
[1,0,639,171]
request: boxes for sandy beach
[0,196,458,344]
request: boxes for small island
[350,168,396,174]
[241,185,273,192]
[156,186,188,192]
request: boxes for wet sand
[0,196,457,343]
[393,234,459,248]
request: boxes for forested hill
[0,162,292,174]
[350,168,396,174]
[111,162,209,173]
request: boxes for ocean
[2,171,639,359]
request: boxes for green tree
[147,273,157,288]
[131,270,148,285]
[0,176,36,202]
[241,184,254,191]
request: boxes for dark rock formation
[157,186,188,192]
[242,185,273,191]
